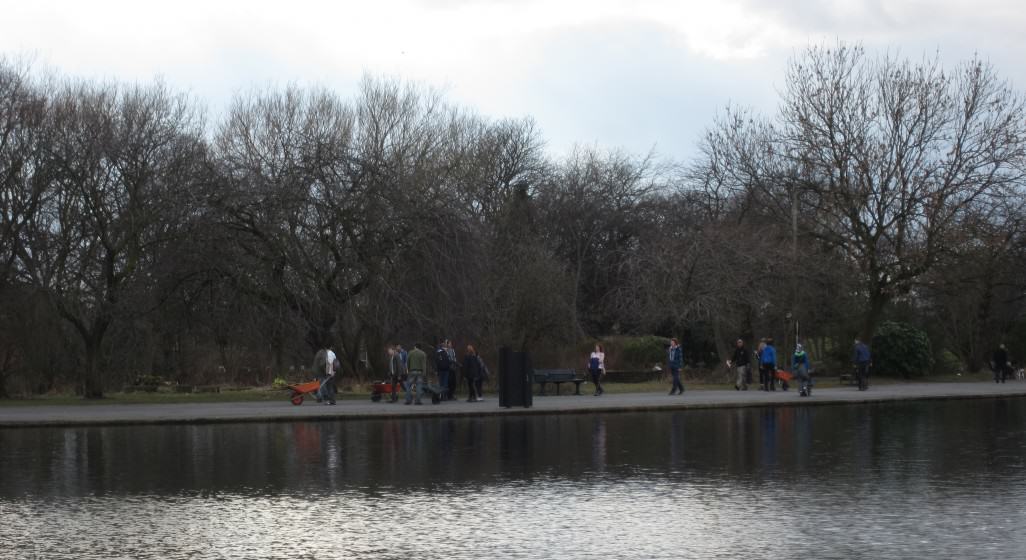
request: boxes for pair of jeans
[855,363,870,390]
[437,370,450,399]
[760,364,775,390]
[405,372,425,403]
[317,375,336,403]
[669,367,683,393]
[735,366,748,389]
[590,369,604,394]
[465,377,478,400]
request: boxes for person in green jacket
[405,342,428,405]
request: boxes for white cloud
[2,0,1024,159]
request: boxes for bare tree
[14,80,205,397]
[696,44,1026,340]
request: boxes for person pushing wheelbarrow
[313,345,339,405]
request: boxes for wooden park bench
[532,368,585,396]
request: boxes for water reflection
[1,399,1025,559]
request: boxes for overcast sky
[3,0,1024,161]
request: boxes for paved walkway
[1,381,1024,428]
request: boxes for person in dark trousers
[434,341,453,401]
[667,338,684,395]
[475,352,489,400]
[852,338,871,391]
[792,343,812,396]
[462,344,482,402]
[387,344,406,403]
[760,338,777,391]
[406,343,427,405]
[589,343,606,396]
[992,344,1010,384]
[445,339,459,400]
[727,338,750,391]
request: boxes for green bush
[272,377,289,389]
[871,321,934,378]
[620,336,670,368]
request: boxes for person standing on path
[445,339,459,400]
[387,344,406,403]
[991,344,1010,384]
[462,345,482,402]
[760,338,777,392]
[852,338,871,391]
[727,338,749,391]
[317,346,338,405]
[434,341,454,401]
[792,343,812,396]
[589,343,606,396]
[668,338,684,395]
[406,343,428,405]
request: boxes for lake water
[1,398,1025,559]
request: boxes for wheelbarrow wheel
[371,393,382,402]
[290,392,304,406]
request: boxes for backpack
[589,356,601,371]
[435,348,451,371]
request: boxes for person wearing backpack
[588,343,605,396]
[668,338,684,395]
[434,342,453,400]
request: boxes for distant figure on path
[760,338,777,392]
[589,343,606,396]
[434,341,454,401]
[406,343,428,405]
[315,346,338,405]
[462,345,482,402]
[727,338,749,391]
[792,343,812,396]
[852,338,871,391]
[667,338,684,395]
[991,344,1010,384]
[445,339,459,400]
[387,344,406,403]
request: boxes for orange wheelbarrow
[287,380,323,405]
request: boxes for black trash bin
[498,347,533,408]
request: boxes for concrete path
[1,381,1024,428]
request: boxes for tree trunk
[83,337,104,399]
[860,288,888,342]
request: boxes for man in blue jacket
[852,338,871,391]
[760,338,777,391]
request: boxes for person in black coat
[462,345,483,402]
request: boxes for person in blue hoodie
[852,338,872,391]
[760,338,777,391]
[668,338,684,395]
[792,343,812,396]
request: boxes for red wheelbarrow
[287,380,323,406]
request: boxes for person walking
[445,339,459,400]
[727,338,750,391]
[434,341,454,401]
[406,343,428,405]
[852,338,871,391]
[588,343,606,396]
[992,344,1010,384]
[316,346,338,405]
[475,352,489,400]
[462,345,482,402]
[387,344,406,403]
[792,343,812,396]
[668,338,684,395]
[760,338,777,392]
